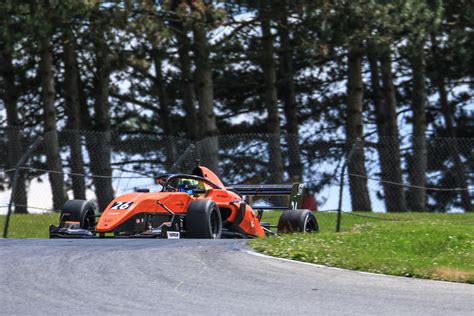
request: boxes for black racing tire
[60,199,98,230]
[186,200,222,239]
[277,209,319,233]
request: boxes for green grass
[251,213,474,283]
[0,212,58,238]
[261,211,474,232]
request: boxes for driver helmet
[177,179,199,194]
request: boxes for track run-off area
[0,239,473,315]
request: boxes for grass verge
[251,214,474,283]
[0,213,58,238]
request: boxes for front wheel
[60,200,98,230]
[186,200,222,239]
[277,209,319,233]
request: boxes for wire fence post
[3,136,44,238]
[336,139,359,232]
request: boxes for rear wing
[226,183,305,210]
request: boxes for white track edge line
[240,247,458,283]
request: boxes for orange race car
[49,162,319,239]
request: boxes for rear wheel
[277,209,319,233]
[186,200,222,239]
[60,200,98,230]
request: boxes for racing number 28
[111,201,133,210]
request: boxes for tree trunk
[63,26,86,200]
[39,36,67,210]
[260,0,284,184]
[152,47,176,170]
[170,1,199,141]
[178,32,199,141]
[438,81,472,212]
[408,43,428,211]
[346,45,371,211]
[86,24,114,212]
[192,11,219,174]
[431,37,472,212]
[277,1,302,182]
[367,48,406,212]
[0,41,28,213]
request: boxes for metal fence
[1,128,473,237]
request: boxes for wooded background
[0,0,473,213]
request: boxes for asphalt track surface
[0,239,473,315]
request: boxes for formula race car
[49,162,318,239]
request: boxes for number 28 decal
[110,201,134,210]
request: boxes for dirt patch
[431,267,474,283]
